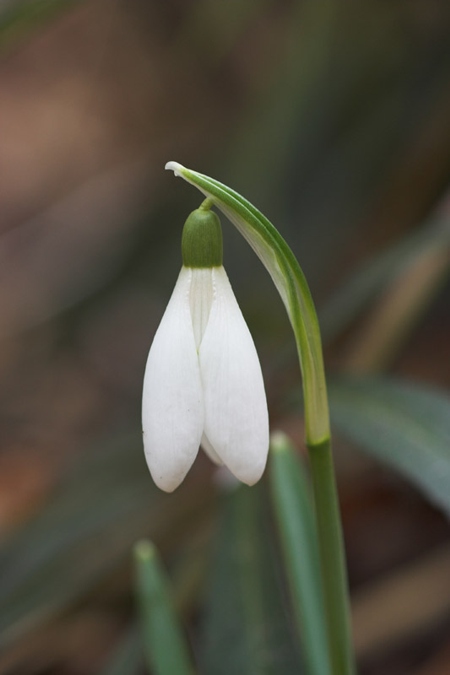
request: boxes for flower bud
[182,207,223,268]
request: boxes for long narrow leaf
[200,484,304,675]
[270,432,330,675]
[329,376,450,516]
[134,540,195,675]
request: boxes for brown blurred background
[0,1,449,674]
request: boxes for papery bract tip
[165,161,185,176]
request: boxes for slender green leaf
[270,432,330,675]
[200,484,304,675]
[330,377,450,515]
[134,540,195,675]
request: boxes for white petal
[201,433,223,466]
[199,267,269,485]
[142,267,203,492]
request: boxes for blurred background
[0,1,449,673]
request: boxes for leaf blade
[134,541,195,675]
[200,484,304,675]
[269,432,331,675]
[330,377,450,515]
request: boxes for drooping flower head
[142,205,269,492]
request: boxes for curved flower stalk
[142,207,269,493]
[165,162,355,675]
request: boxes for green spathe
[182,206,223,268]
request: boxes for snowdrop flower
[142,206,269,492]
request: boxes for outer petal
[201,433,223,466]
[142,267,203,492]
[199,267,269,485]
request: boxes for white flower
[142,265,269,492]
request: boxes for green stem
[308,438,355,675]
